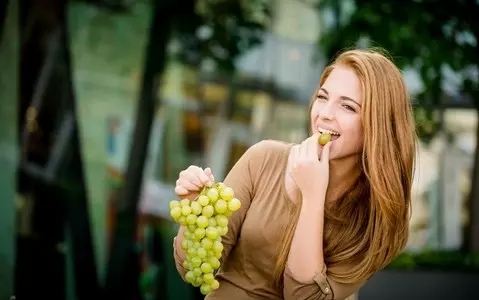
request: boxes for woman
[173,48,417,300]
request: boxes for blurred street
[1,0,478,299]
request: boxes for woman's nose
[318,103,335,121]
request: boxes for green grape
[207,188,219,202]
[181,205,192,216]
[195,276,204,286]
[193,267,202,276]
[200,283,212,295]
[190,201,202,215]
[212,240,224,253]
[218,226,228,236]
[208,218,217,227]
[214,200,228,214]
[211,279,220,290]
[223,210,232,217]
[215,215,228,227]
[191,256,202,268]
[207,250,215,258]
[193,241,201,249]
[198,195,209,206]
[201,238,213,250]
[169,200,180,209]
[196,216,209,228]
[194,228,206,240]
[228,198,241,212]
[184,231,193,240]
[197,247,207,259]
[203,273,215,284]
[209,257,220,269]
[186,214,197,225]
[187,247,197,257]
[217,182,226,192]
[182,260,190,270]
[318,132,332,145]
[178,216,187,226]
[202,205,215,218]
[220,187,234,201]
[200,262,213,273]
[185,271,196,283]
[214,251,222,259]
[215,236,222,243]
[205,227,219,240]
[170,207,181,219]
[187,224,196,232]
[180,199,191,207]
[192,277,203,287]
[181,240,190,250]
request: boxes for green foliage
[413,107,441,144]
[319,0,478,100]
[172,0,273,72]
[387,250,479,272]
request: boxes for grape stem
[196,182,218,199]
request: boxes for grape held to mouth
[318,133,332,145]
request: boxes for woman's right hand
[174,165,215,200]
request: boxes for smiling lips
[317,126,340,141]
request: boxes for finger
[174,185,189,196]
[307,133,320,158]
[299,139,308,157]
[291,144,300,160]
[197,169,211,186]
[176,179,201,192]
[320,141,332,162]
[203,167,215,186]
[180,170,204,188]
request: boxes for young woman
[173,48,417,300]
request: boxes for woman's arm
[286,195,326,282]
[283,197,366,300]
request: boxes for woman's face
[310,65,364,160]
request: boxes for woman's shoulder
[248,139,294,157]
[245,140,293,175]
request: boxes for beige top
[174,140,362,300]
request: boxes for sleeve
[220,140,268,264]
[283,264,366,300]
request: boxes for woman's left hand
[290,133,332,201]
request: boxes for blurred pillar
[0,0,18,299]
[102,0,174,297]
[161,55,188,183]
[67,0,153,280]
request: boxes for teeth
[317,126,340,136]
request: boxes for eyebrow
[319,88,361,107]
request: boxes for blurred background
[0,0,478,299]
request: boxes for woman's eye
[316,95,327,101]
[343,104,355,112]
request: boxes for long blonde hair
[274,48,417,287]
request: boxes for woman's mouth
[317,126,340,141]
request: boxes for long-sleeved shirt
[174,140,362,299]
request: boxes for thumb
[320,142,332,162]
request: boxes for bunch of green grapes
[169,182,241,295]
